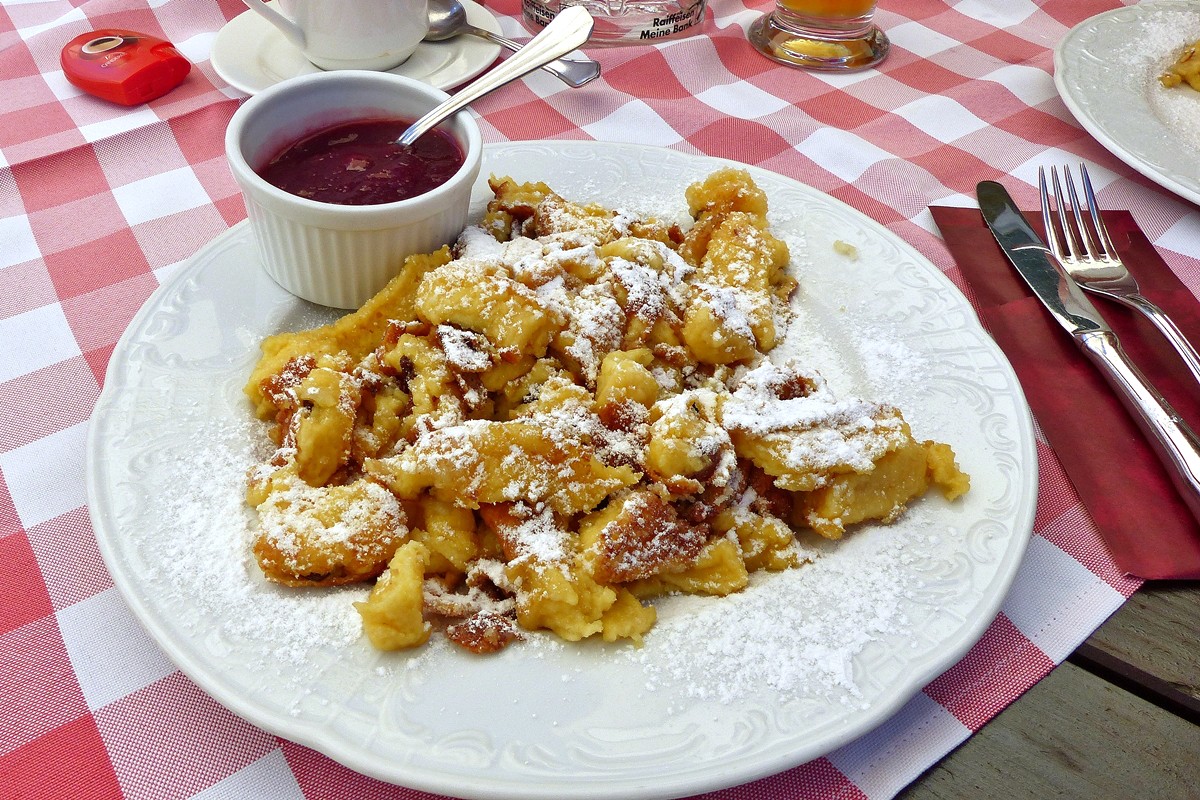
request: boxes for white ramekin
[225,71,482,309]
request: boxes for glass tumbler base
[748,12,888,71]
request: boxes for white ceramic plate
[211,0,503,94]
[87,142,1036,800]
[1055,1,1200,205]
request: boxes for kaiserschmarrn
[243,168,970,654]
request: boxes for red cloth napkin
[933,206,1200,580]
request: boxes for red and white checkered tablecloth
[2,0,1179,797]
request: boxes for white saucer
[211,0,503,94]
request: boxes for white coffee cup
[241,0,429,71]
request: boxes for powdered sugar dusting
[437,325,492,372]
[856,333,929,398]
[151,409,369,669]
[502,502,572,566]
[631,510,940,704]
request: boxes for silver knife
[977,180,1200,526]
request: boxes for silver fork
[1041,164,1200,388]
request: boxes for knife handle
[1079,329,1200,524]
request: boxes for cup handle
[242,0,307,52]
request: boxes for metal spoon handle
[399,6,594,146]
[470,26,600,88]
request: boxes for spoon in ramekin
[425,0,600,88]
[399,5,595,146]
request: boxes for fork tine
[1062,165,1099,261]
[1079,163,1118,259]
[1050,166,1083,260]
[1039,167,1064,257]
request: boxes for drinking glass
[523,0,707,44]
[748,0,888,71]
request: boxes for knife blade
[977,180,1200,525]
[977,181,1108,337]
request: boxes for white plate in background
[1055,1,1200,206]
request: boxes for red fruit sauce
[258,118,464,206]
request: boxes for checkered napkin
[1,0,1184,797]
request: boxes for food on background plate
[242,167,970,655]
[1160,40,1200,90]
